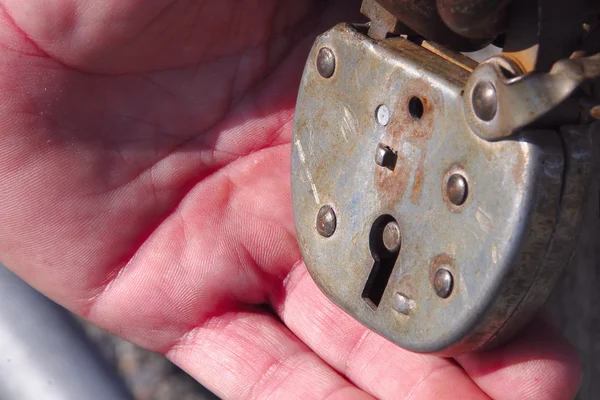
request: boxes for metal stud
[433,268,454,298]
[316,47,336,79]
[446,173,468,206]
[382,221,401,253]
[472,81,498,121]
[316,205,336,237]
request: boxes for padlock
[291,23,596,355]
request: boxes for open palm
[0,1,581,398]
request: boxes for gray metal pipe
[0,265,132,400]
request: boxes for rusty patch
[411,159,425,205]
[429,253,457,278]
[511,145,527,184]
[376,80,436,207]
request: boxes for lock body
[291,24,594,355]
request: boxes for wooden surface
[548,135,600,400]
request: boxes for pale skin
[0,0,582,398]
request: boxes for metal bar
[0,265,132,400]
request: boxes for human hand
[0,1,581,398]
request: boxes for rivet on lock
[291,0,599,355]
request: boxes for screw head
[375,143,397,171]
[316,205,336,237]
[472,81,498,122]
[376,104,390,126]
[433,268,453,298]
[316,47,336,79]
[446,173,468,206]
[382,221,401,253]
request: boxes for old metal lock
[291,23,597,355]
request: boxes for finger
[455,315,582,400]
[272,263,489,400]
[167,309,374,400]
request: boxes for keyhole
[362,215,401,309]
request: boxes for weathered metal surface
[486,123,596,350]
[290,23,591,354]
[464,54,600,141]
[360,0,404,40]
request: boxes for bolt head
[433,268,453,299]
[316,205,336,237]
[446,173,468,206]
[375,143,397,170]
[382,221,401,253]
[316,47,336,79]
[472,81,498,122]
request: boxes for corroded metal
[360,0,406,40]
[291,24,595,354]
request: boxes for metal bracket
[464,54,600,141]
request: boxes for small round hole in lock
[408,97,424,120]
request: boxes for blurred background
[0,264,217,400]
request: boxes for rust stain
[376,162,411,206]
[411,159,425,205]
[376,79,436,207]
[511,145,527,184]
